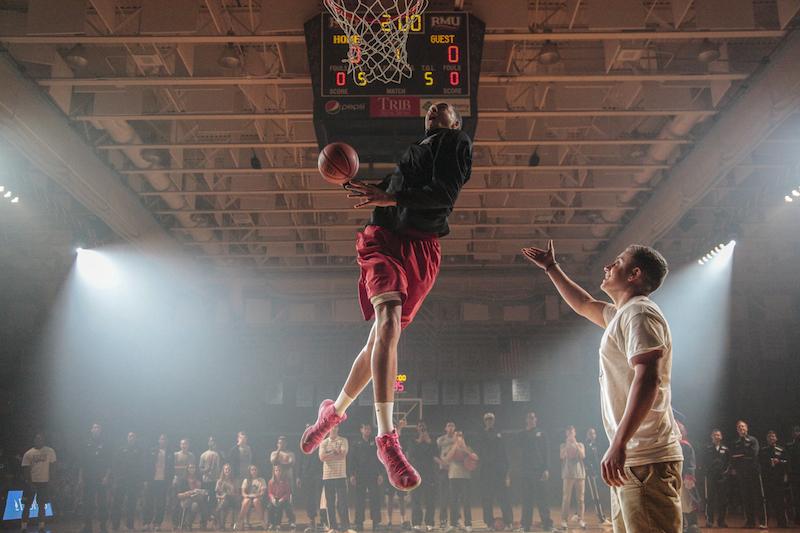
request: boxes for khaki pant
[610,461,683,533]
[561,478,585,522]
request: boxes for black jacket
[114,443,144,485]
[759,444,789,483]
[369,128,472,237]
[348,438,382,481]
[408,438,438,478]
[82,438,112,482]
[474,429,509,478]
[145,446,175,483]
[731,435,760,472]
[584,440,602,477]
[702,443,730,481]
[517,428,549,476]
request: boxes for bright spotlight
[0,185,4,192]
[787,195,795,203]
[76,248,120,289]
[728,239,736,246]
[698,240,736,266]
[793,189,800,197]
[3,191,10,198]
[10,196,19,204]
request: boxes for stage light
[697,39,721,63]
[76,248,120,289]
[792,189,800,197]
[3,191,11,198]
[698,241,735,266]
[538,41,561,65]
[787,195,794,203]
[64,44,89,68]
[10,196,18,203]
[0,185,4,192]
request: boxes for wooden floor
[14,507,800,533]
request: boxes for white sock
[375,402,395,436]
[333,390,355,415]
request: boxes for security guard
[760,431,789,528]
[730,420,763,528]
[703,428,730,528]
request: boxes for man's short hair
[484,412,495,420]
[625,244,669,294]
[450,104,462,129]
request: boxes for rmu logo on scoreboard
[430,15,462,31]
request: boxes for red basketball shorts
[356,225,441,329]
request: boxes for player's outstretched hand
[345,180,397,208]
[521,239,556,270]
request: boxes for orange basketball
[318,142,359,185]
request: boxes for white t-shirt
[320,436,348,480]
[600,296,683,467]
[21,447,57,483]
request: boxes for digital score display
[320,12,471,98]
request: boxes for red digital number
[335,71,346,86]
[447,45,459,63]
[449,71,460,86]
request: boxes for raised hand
[521,239,556,270]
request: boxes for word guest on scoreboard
[321,12,471,97]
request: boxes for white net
[324,0,429,84]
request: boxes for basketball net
[324,0,428,84]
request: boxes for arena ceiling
[1,0,800,288]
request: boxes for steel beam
[596,30,800,267]
[0,53,178,255]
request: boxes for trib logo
[431,15,461,30]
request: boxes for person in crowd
[435,422,456,529]
[175,462,207,531]
[270,436,296,487]
[20,432,56,532]
[677,421,701,533]
[386,419,412,529]
[475,413,512,530]
[410,421,437,531]
[582,428,609,525]
[702,428,730,528]
[350,422,384,531]
[267,464,296,530]
[559,426,586,530]
[111,431,143,532]
[523,242,684,533]
[237,464,267,530]
[786,425,800,525]
[229,432,253,488]
[215,463,237,531]
[200,436,223,528]
[79,422,112,533]
[298,435,325,533]
[442,430,477,533]
[143,433,174,531]
[174,438,196,483]
[731,420,763,528]
[760,430,789,528]
[515,412,553,532]
[319,425,350,531]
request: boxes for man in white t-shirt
[523,241,683,533]
[319,426,350,530]
[21,433,56,531]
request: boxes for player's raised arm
[522,240,611,328]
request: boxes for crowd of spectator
[3,415,799,533]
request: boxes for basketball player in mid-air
[300,102,472,491]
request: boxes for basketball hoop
[324,0,428,84]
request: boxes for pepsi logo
[325,100,342,114]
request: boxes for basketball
[318,142,359,185]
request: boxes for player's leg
[300,324,377,454]
[371,301,421,492]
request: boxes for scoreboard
[320,12,472,98]
[305,12,485,164]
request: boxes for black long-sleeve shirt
[759,444,789,483]
[369,127,472,237]
[583,440,602,477]
[114,443,144,485]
